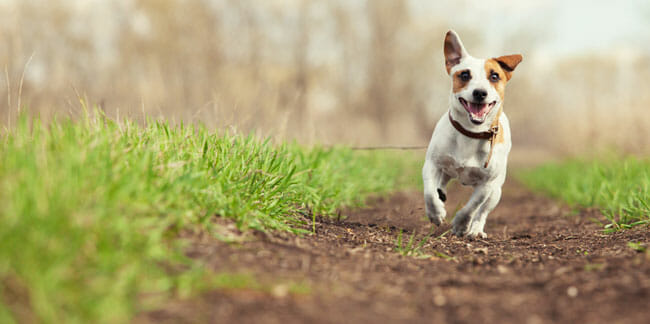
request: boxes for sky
[4,0,647,59]
[411,0,650,57]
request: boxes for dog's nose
[472,89,488,102]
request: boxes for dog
[422,30,522,238]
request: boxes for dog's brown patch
[495,54,523,79]
[453,70,470,93]
[490,106,505,145]
[495,122,505,144]
[484,59,508,101]
[485,55,520,145]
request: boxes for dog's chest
[435,154,490,186]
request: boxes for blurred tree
[366,0,408,139]
[328,1,355,112]
[116,0,223,115]
[293,0,311,131]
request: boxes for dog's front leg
[422,160,451,226]
[451,185,493,237]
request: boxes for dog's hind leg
[423,161,451,226]
[451,185,492,237]
[467,186,502,239]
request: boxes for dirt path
[140,181,650,324]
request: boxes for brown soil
[139,180,650,324]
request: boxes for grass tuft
[394,229,434,259]
[0,112,420,323]
[518,157,650,231]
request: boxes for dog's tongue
[467,102,489,117]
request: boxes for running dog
[423,30,522,238]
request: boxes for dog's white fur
[423,30,522,238]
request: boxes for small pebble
[271,284,289,298]
[567,286,578,298]
[433,294,447,306]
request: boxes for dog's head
[444,30,522,126]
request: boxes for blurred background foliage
[1,0,649,159]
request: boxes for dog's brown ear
[444,30,468,74]
[495,54,522,80]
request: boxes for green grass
[0,112,420,323]
[518,157,650,231]
[394,229,433,259]
[627,242,646,253]
[393,229,450,259]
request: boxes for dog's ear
[495,54,522,80]
[444,30,468,74]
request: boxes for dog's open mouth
[459,98,497,125]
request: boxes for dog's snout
[472,89,488,102]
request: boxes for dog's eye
[490,72,500,82]
[459,71,471,82]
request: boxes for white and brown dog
[423,30,522,238]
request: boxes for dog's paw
[451,215,470,237]
[425,195,446,226]
[451,222,468,237]
[427,209,446,226]
[452,226,467,237]
[467,231,488,240]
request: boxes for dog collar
[448,109,501,168]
